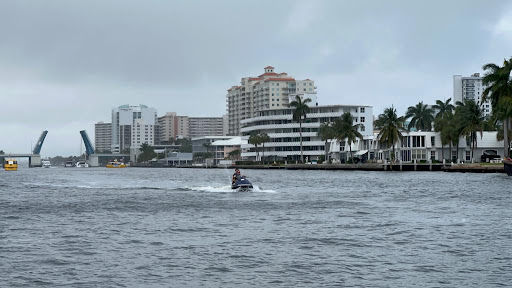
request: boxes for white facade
[227,66,317,136]
[240,105,373,161]
[453,73,492,117]
[369,131,504,163]
[111,104,157,153]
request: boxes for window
[466,151,471,161]
[272,88,275,91]
[431,151,436,160]
[360,125,365,132]
[451,150,457,159]
[303,88,306,91]
[360,117,365,122]
[303,83,306,86]
[309,88,312,91]
[309,83,312,86]
[360,107,365,113]
[431,136,435,147]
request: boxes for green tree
[248,133,261,162]
[0,150,4,155]
[318,122,335,163]
[290,95,311,163]
[458,100,484,162]
[333,112,364,162]
[433,99,455,161]
[375,106,405,164]
[177,138,192,153]
[259,133,270,164]
[405,101,434,131]
[482,58,512,157]
[138,143,157,163]
[228,149,241,160]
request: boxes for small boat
[106,160,126,168]
[42,160,51,168]
[231,175,253,191]
[504,158,512,176]
[76,161,89,168]
[4,158,18,171]
[64,161,74,167]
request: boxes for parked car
[481,153,501,163]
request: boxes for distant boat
[106,160,126,168]
[64,161,74,167]
[505,158,512,176]
[76,161,89,168]
[4,159,18,171]
[42,160,51,168]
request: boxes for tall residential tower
[111,104,157,153]
[226,66,317,135]
[453,73,492,117]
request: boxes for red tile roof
[258,72,278,77]
[264,66,275,69]
[264,78,295,82]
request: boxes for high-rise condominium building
[94,122,112,153]
[189,117,225,138]
[453,73,492,117]
[226,66,317,135]
[158,112,190,143]
[111,104,157,153]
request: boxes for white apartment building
[94,122,112,153]
[453,73,492,117]
[240,105,373,161]
[111,104,157,153]
[227,66,317,135]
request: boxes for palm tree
[318,122,335,163]
[375,106,404,165]
[228,149,241,160]
[405,101,434,131]
[482,58,512,158]
[259,133,270,164]
[248,133,261,162]
[433,99,455,161]
[458,100,484,162]
[290,95,311,163]
[433,98,455,120]
[333,112,364,162]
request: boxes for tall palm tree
[375,106,404,165]
[482,58,512,158]
[290,95,311,163]
[433,99,455,161]
[433,98,455,120]
[459,100,484,162]
[318,122,335,163]
[333,112,364,162]
[259,133,270,164]
[248,133,261,162]
[405,101,434,131]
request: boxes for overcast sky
[1,0,512,157]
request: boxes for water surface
[1,168,511,287]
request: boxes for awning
[355,150,369,156]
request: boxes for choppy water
[1,167,511,287]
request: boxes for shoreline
[129,163,506,173]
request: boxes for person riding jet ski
[231,168,253,190]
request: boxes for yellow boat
[4,158,18,171]
[106,160,126,168]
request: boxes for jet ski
[231,175,253,191]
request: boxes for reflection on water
[1,168,511,287]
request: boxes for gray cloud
[0,0,511,156]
